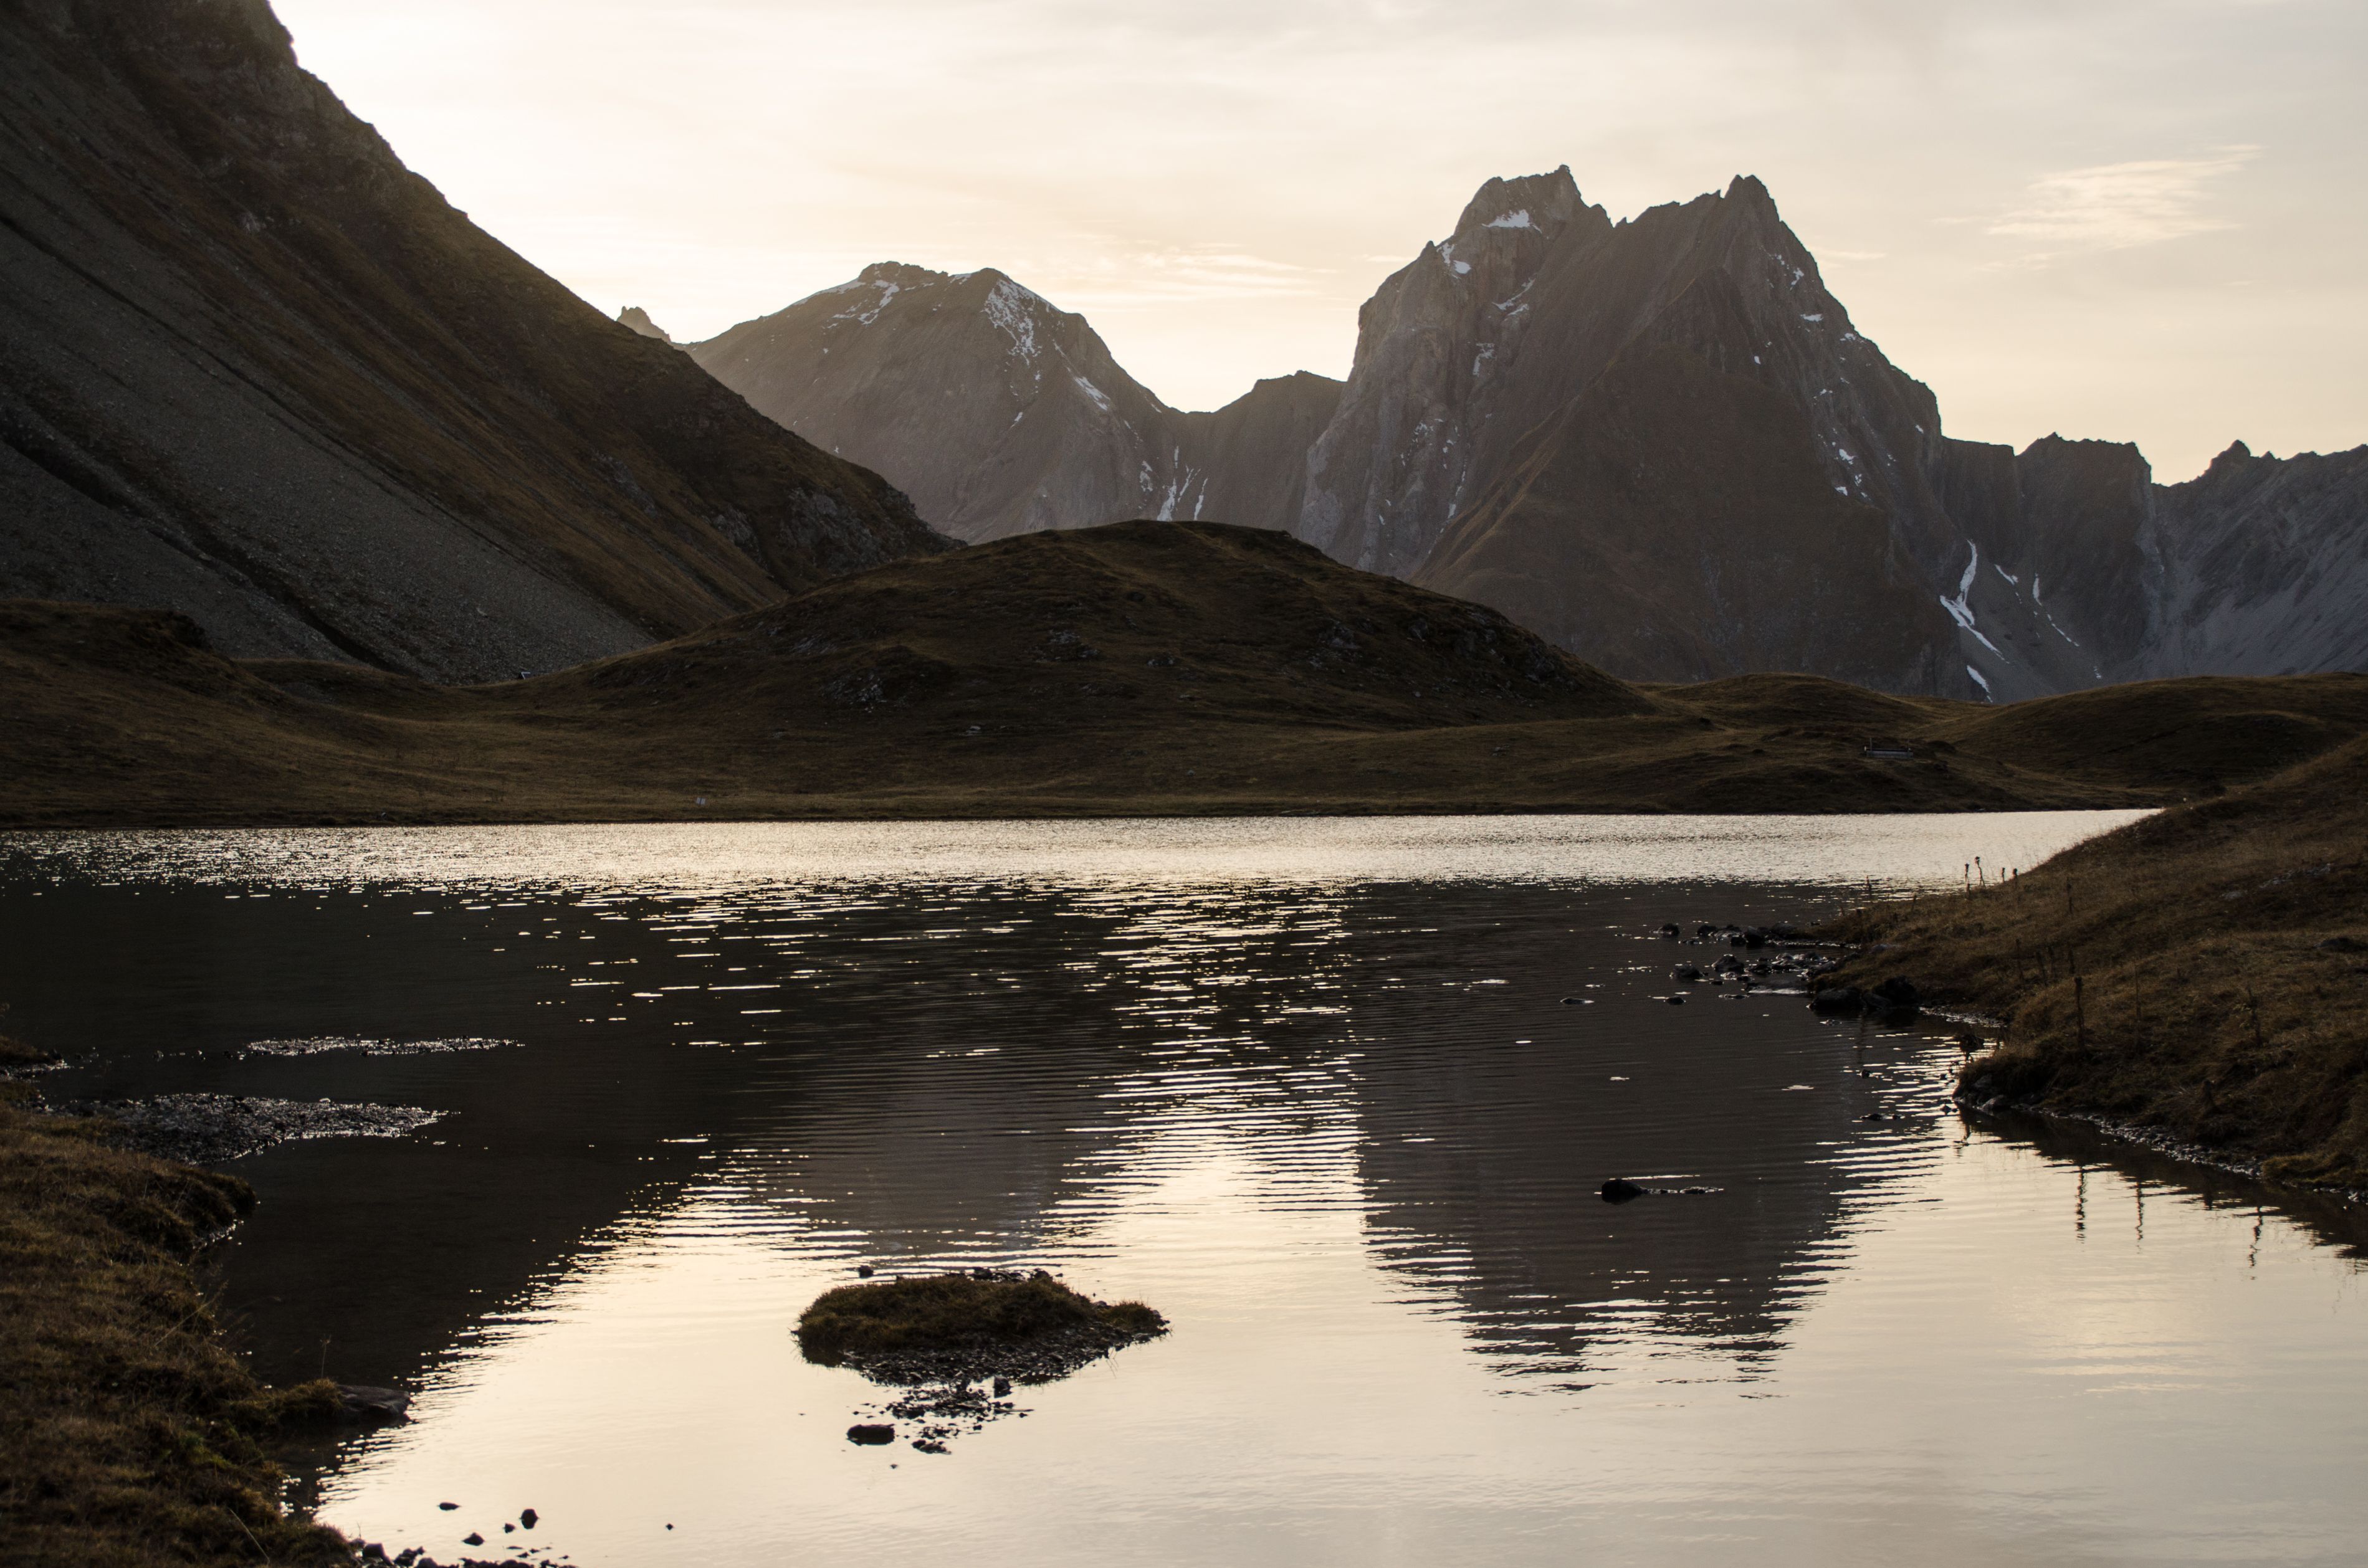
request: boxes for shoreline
[0,1047,355,1567]
[0,796,2170,834]
[1955,1089,2368,1209]
[1818,736,2368,1197]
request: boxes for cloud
[1986,148,2259,260]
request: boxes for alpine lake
[4,812,2362,1568]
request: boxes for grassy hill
[1824,737,2368,1189]
[6,522,2366,827]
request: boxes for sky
[273,0,2366,481]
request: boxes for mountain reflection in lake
[4,814,2363,1567]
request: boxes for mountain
[12,521,2368,828]
[1331,170,2126,699]
[2136,442,2368,680]
[618,306,677,344]
[695,170,2362,700]
[0,0,946,683]
[686,263,1341,543]
[1314,178,2366,698]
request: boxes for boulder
[335,1384,411,1425]
[1869,977,1922,1018]
[1599,1178,1647,1202]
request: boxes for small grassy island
[1821,736,2368,1192]
[797,1269,1167,1385]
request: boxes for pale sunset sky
[274,0,2364,480]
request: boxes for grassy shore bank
[1821,738,2368,1190]
[0,1040,349,1567]
[9,525,2368,827]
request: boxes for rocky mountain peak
[856,260,948,288]
[1721,173,1780,217]
[616,305,672,343]
[1450,164,1584,242]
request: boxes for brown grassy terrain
[1822,738,2368,1190]
[0,1050,349,1567]
[797,1271,1165,1366]
[5,521,2367,827]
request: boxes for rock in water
[1869,977,1923,1019]
[846,1423,896,1445]
[798,1269,1167,1387]
[333,1384,410,1425]
[1600,1178,1648,1203]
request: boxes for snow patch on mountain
[1940,544,2002,654]
[983,278,1043,362]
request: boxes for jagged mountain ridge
[0,0,946,682]
[694,170,2361,699]
[684,264,1337,542]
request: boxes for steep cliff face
[1165,373,1344,536]
[2136,442,2368,679]
[0,0,944,681]
[1416,343,1955,690]
[1379,174,2023,695]
[1297,169,1605,578]
[689,264,1344,544]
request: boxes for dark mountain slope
[1356,172,2087,700]
[0,0,944,681]
[1415,341,1955,688]
[8,522,2364,828]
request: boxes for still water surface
[4,814,2364,1567]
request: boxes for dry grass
[1822,738,2368,1189]
[796,1271,1165,1367]
[6,524,2367,827]
[0,1063,349,1568]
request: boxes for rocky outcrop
[617,306,677,344]
[0,0,946,682]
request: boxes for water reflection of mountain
[1322,887,1942,1385]
[710,883,1939,1388]
[0,870,2070,1402]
